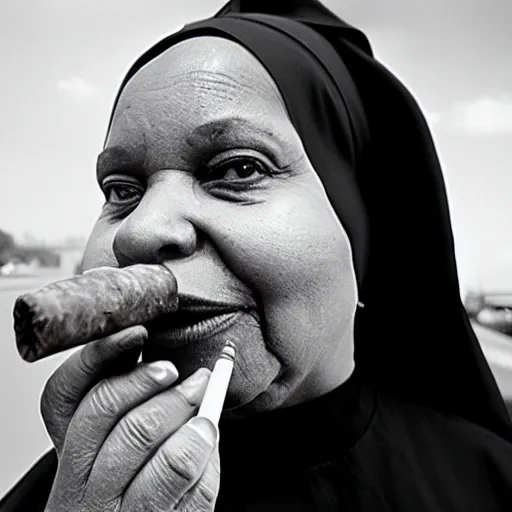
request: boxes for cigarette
[197,341,236,426]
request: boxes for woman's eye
[200,158,270,183]
[104,183,143,204]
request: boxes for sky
[1,0,511,295]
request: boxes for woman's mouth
[145,295,246,348]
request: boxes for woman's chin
[141,311,281,411]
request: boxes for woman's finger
[121,417,218,511]
[85,368,211,503]
[175,443,221,512]
[58,359,179,485]
[40,326,146,455]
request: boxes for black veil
[2,1,511,510]
[104,0,512,439]
[216,0,512,440]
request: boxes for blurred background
[1,0,511,497]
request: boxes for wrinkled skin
[41,36,359,511]
[42,328,221,512]
[83,36,358,414]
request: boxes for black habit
[2,1,512,510]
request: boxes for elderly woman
[2,1,512,510]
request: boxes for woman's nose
[112,188,198,266]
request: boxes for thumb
[40,326,145,454]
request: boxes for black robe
[3,1,512,510]
[3,368,512,511]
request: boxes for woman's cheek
[82,218,118,271]
[218,201,347,298]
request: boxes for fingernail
[187,416,218,446]
[120,328,146,349]
[82,266,110,274]
[147,361,178,382]
[177,368,210,403]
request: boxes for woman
[2,0,512,510]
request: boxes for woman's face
[82,36,358,416]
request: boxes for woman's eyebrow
[186,117,289,155]
[96,146,145,182]
[96,117,296,180]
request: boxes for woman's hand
[40,326,220,511]
[41,326,147,457]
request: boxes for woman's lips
[146,294,248,348]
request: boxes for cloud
[450,95,512,135]
[57,77,98,98]
[423,109,442,127]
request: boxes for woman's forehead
[105,36,297,171]
[135,37,278,86]
[115,36,286,119]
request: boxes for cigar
[13,264,178,363]
[197,341,236,426]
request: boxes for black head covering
[105,4,371,288]
[103,0,512,439]
[3,3,512,511]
